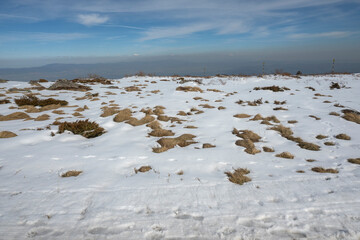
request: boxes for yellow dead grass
[113,109,132,122]
[275,152,294,159]
[0,131,17,138]
[0,112,30,121]
[34,114,50,121]
[225,168,251,185]
[153,134,197,153]
[176,86,203,93]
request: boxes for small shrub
[134,166,152,173]
[225,168,251,185]
[341,109,360,124]
[324,141,335,146]
[263,146,274,152]
[330,82,343,89]
[58,119,105,138]
[276,152,294,159]
[15,95,68,107]
[316,135,328,139]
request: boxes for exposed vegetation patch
[274,100,286,105]
[276,152,294,159]
[324,142,335,146]
[225,168,251,185]
[253,86,290,92]
[72,76,112,85]
[207,88,222,92]
[232,128,261,154]
[101,106,120,117]
[203,143,216,148]
[148,128,175,137]
[335,134,351,140]
[0,131,17,138]
[0,99,10,104]
[234,114,251,119]
[34,114,50,121]
[15,95,68,107]
[0,112,30,121]
[49,79,91,91]
[270,125,320,151]
[329,82,345,90]
[311,167,338,174]
[316,135,328,140]
[263,146,274,152]
[348,158,360,165]
[134,166,152,174]
[329,112,340,116]
[250,114,280,123]
[113,109,132,122]
[288,120,297,124]
[341,109,360,124]
[125,86,141,92]
[61,170,82,177]
[153,134,197,153]
[309,115,321,120]
[126,115,155,126]
[273,107,288,111]
[58,119,105,138]
[176,86,203,93]
[199,104,215,109]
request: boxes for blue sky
[0,0,360,68]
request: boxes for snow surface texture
[0,74,359,239]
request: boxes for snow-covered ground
[0,74,359,239]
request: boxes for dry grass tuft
[298,141,321,151]
[72,76,112,85]
[184,125,197,129]
[311,167,338,174]
[288,120,298,124]
[176,86,203,93]
[199,104,215,108]
[335,134,351,140]
[153,134,197,153]
[0,99,10,104]
[225,168,251,185]
[270,125,293,137]
[0,131,17,138]
[148,128,175,137]
[232,128,261,142]
[218,106,226,110]
[274,100,286,105]
[61,170,82,177]
[134,166,152,174]
[316,135,328,139]
[176,170,184,175]
[202,143,216,148]
[341,109,360,124]
[177,111,187,116]
[125,86,141,92]
[329,112,340,116]
[146,120,162,130]
[348,158,360,165]
[234,113,251,118]
[34,114,50,121]
[306,159,316,162]
[49,79,91,91]
[276,152,294,159]
[254,85,290,92]
[235,139,261,154]
[126,115,155,126]
[101,106,120,117]
[273,107,288,111]
[113,109,132,122]
[324,141,335,146]
[0,112,30,121]
[309,115,321,120]
[15,95,68,107]
[58,119,105,138]
[263,146,274,152]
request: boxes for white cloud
[0,32,90,43]
[288,31,354,39]
[77,13,109,26]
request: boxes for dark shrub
[58,119,105,138]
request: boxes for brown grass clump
[149,128,175,137]
[298,141,321,151]
[348,158,360,165]
[274,100,286,105]
[341,109,360,124]
[176,86,203,93]
[309,115,321,120]
[134,166,152,174]
[335,134,351,140]
[177,111,187,116]
[101,106,120,117]
[15,95,68,107]
[113,109,132,122]
[146,120,162,130]
[324,141,335,146]
[235,139,261,154]
[263,146,274,152]
[249,114,280,123]
[72,76,112,85]
[199,104,215,108]
[276,152,294,159]
[225,168,251,185]
[273,107,288,111]
[58,119,105,138]
[49,79,91,91]
[203,143,216,148]
[253,86,290,92]
[184,125,197,129]
[218,106,226,110]
[311,167,338,174]
[0,99,10,104]
[0,112,30,121]
[0,131,17,138]
[176,170,184,175]
[316,135,328,139]
[34,114,50,121]
[125,86,141,92]
[288,120,298,124]
[61,170,82,177]
[232,129,261,142]
[153,134,197,153]
[234,114,251,118]
[126,115,155,126]
[270,125,293,137]
[329,112,340,116]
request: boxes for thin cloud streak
[288,31,355,39]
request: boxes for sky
[0,0,360,73]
